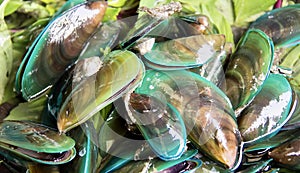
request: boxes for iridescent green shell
[0,120,75,165]
[49,50,144,133]
[98,110,157,172]
[135,70,241,169]
[112,149,198,173]
[78,20,129,60]
[244,129,300,152]
[127,93,187,161]
[250,4,300,48]
[15,1,107,101]
[119,13,164,49]
[238,73,293,145]
[120,13,204,50]
[143,34,225,70]
[223,29,274,111]
[283,85,300,130]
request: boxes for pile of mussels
[1,0,300,172]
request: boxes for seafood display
[1,0,300,172]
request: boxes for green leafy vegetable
[5,95,47,122]
[279,45,300,89]
[233,0,276,26]
[1,0,66,103]
[4,0,22,16]
[197,3,234,43]
[0,0,13,104]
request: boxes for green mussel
[48,50,144,133]
[127,93,187,161]
[222,29,274,111]
[15,1,107,101]
[238,73,293,145]
[135,70,241,169]
[0,120,75,165]
[143,34,225,70]
[250,4,300,48]
[111,149,199,173]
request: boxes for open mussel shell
[250,4,300,48]
[269,135,300,170]
[238,73,293,145]
[222,29,274,111]
[135,70,241,169]
[15,1,107,101]
[49,50,145,133]
[0,120,75,165]
[143,34,226,70]
[127,93,187,161]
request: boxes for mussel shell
[49,50,144,133]
[190,50,227,87]
[244,129,300,152]
[250,4,300,48]
[163,158,202,173]
[222,29,274,111]
[283,86,300,130]
[119,13,163,49]
[185,95,242,169]
[269,135,300,170]
[16,1,107,101]
[127,93,187,161]
[0,120,75,165]
[238,73,293,145]
[98,109,158,172]
[59,126,101,173]
[146,16,207,40]
[119,13,202,50]
[0,120,74,153]
[111,149,198,173]
[179,14,215,34]
[143,34,225,70]
[135,70,233,117]
[135,70,241,169]
[78,18,130,60]
[237,158,273,173]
